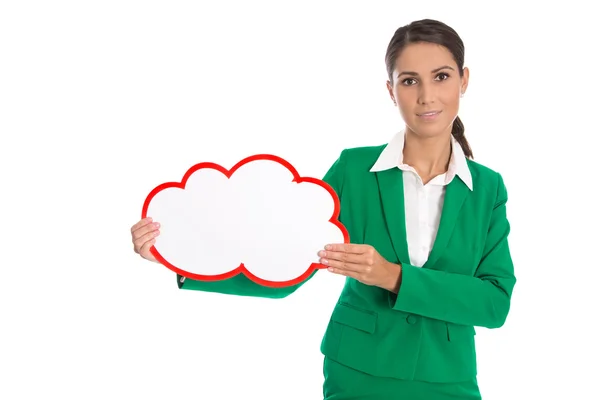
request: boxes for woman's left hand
[318,243,402,293]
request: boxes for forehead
[394,42,456,72]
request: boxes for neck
[402,129,452,176]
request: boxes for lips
[417,110,441,116]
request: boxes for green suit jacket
[177,145,517,383]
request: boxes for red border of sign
[141,154,349,288]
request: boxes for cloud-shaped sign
[141,154,349,288]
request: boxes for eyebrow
[397,65,455,78]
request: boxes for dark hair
[384,19,473,159]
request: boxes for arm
[178,150,347,298]
[177,271,313,298]
[390,174,516,328]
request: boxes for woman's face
[387,42,469,139]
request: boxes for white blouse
[369,131,473,267]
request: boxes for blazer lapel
[375,168,410,264]
[424,178,470,269]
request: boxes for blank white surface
[144,156,346,285]
[1,1,598,400]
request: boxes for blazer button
[406,315,417,325]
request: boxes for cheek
[439,87,461,107]
[396,101,414,121]
[396,90,415,113]
[439,96,461,118]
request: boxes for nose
[418,81,435,105]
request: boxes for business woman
[131,18,516,399]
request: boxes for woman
[130,18,516,400]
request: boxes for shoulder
[337,144,387,170]
[466,159,509,202]
[322,144,387,193]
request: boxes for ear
[386,80,395,103]
[461,67,470,94]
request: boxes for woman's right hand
[131,217,160,262]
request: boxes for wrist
[385,262,402,293]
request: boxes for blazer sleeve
[389,173,516,329]
[177,150,347,298]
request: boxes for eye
[401,78,418,86]
[435,72,450,81]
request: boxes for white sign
[142,154,348,287]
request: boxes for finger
[321,258,365,273]
[138,238,157,260]
[327,266,361,280]
[132,222,160,241]
[131,217,153,232]
[318,250,363,264]
[131,218,158,233]
[134,230,160,251]
[324,243,368,254]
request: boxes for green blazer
[177,145,517,383]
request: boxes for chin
[407,120,451,139]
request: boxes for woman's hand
[131,217,160,262]
[318,243,402,293]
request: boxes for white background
[1,1,598,399]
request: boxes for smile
[417,110,441,120]
[417,110,441,116]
